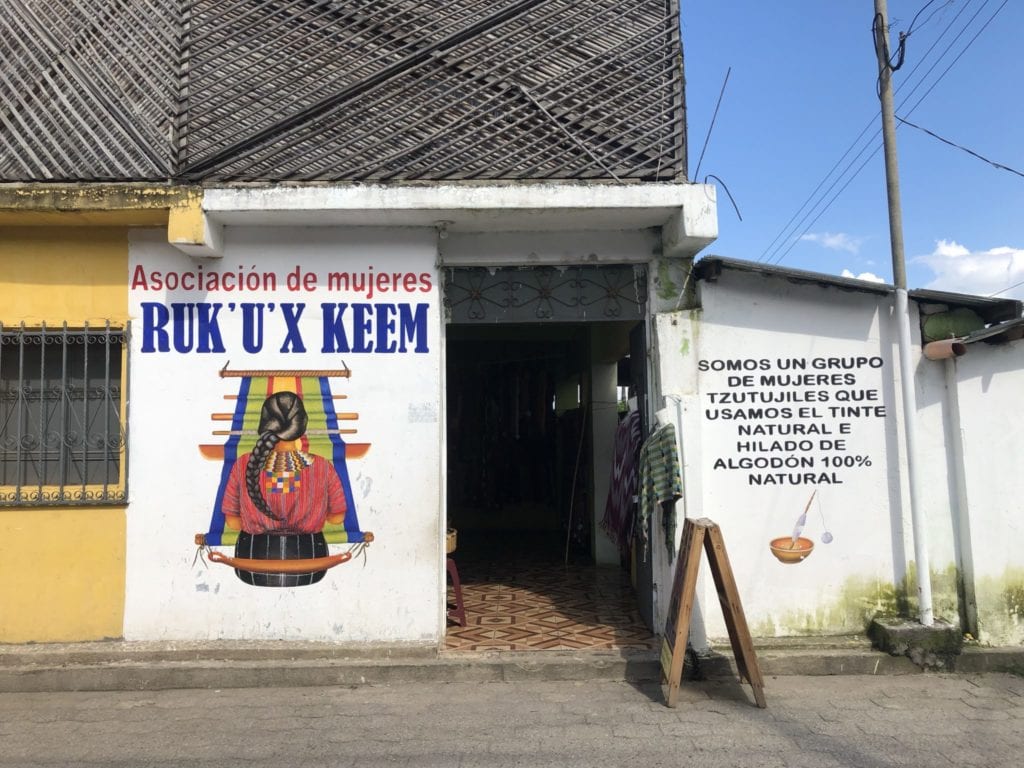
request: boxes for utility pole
[873,0,933,626]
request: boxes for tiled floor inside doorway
[444,557,656,652]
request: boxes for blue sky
[682,1,1024,299]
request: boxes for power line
[888,0,956,71]
[895,115,1024,179]
[989,275,1024,299]
[763,0,1009,267]
[894,0,1009,116]
[906,0,957,35]
[765,146,883,267]
[765,0,995,265]
[757,0,983,264]
[759,0,981,264]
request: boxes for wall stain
[752,564,961,637]
[750,563,1023,645]
[656,260,678,300]
[975,567,1024,645]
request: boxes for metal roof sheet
[693,256,1023,324]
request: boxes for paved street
[1,673,1022,767]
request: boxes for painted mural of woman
[221,391,349,586]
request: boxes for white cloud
[800,232,864,254]
[917,239,1024,299]
[841,269,886,283]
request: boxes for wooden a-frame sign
[661,517,766,708]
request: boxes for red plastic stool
[446,557,467,627]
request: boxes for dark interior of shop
[443,323,656,652]
[445,324,590,563]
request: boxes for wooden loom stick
[199,443,370,460]
[207,550,353,573]
[218,362,351,378]
[211,412,359,421]
[212,429,357,436]
[225,394,348,400]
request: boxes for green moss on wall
[752,564,962,637]
[746,563,1023,644]
[656,260,678,300]
[975,568,1024,645]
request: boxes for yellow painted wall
[0,508,126,642]
[0,227,129,641]
[1,227,131,326]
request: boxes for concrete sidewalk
[1,673,1022,767]
[2,635,1022,693]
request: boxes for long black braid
[245,391,309,522]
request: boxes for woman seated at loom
[221,391,348,535]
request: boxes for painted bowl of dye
[769,536,814,564]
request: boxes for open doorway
[443,321,655,652]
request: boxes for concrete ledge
[2,638,1019,694]
[0,648,661,693]
[203,182,718,243]
[699,648,920,679]
[0,640,437,667]
[868,618,963,670]
[954,646,1024,675]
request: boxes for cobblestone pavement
[1,673,1022,767]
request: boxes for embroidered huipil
[222,453,347,534]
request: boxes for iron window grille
[444,265,648,324]
[0,322,128,506]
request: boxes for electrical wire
[889,1,955,73]
[906,0,956,36]
[693,66,731,180]
[895,0,1009,116]
[988,276,1024,299]
[770,0,1003,264]
[705,174,742,221]
[895,115,1024,179]
[762,0,1010,267]
[758,0,981,264]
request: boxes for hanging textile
[200,374,370,547]
[599,408,642,554]
[637,422,682,561]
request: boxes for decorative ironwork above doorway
[444,265,647,324]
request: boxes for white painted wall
[942,341,1024,644]
[664,272,916,640]
[120,220,1021,647]
[124,227,443,644]
[655,267,1024,645]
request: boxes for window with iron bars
[0,322,128,506]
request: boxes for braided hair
[245,391,309,522]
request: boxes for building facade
[2,1,1020,650]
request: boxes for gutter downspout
[942,356,979,637]
[923,339,975,632]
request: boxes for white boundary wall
[653,268,1023,645]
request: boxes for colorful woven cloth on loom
[203,375,367,546]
